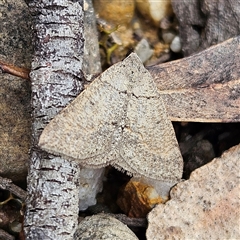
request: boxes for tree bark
[24,1,84,239]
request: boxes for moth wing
[116,95,183,181]
[40,52,183,180]
[115,55,183,181]
[39,61,128,167]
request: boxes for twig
[110,213,147,228]
[0,229,15,240]
[0,176,27,200]
[0,60,30,80]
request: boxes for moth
[39,53,183,181]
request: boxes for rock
[93,0,136,65]
[74,213,138,240]
[93,0,135,26]
[183,139,215,179]
[117,179,166,218]
[162,29,176,44]
[78,167,105,211]
[117,176,179,218]
[134,38,154,63]
[136,0,173,26]
[146,144,240,240]
[170,35,182,53]
[172,0,240,56]
[0,0,32,182]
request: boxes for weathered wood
[0,176,27,200]
[24,1,84,239]
[172,0,240,56]
[147,36,240,122]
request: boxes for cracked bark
[24,1,84,239]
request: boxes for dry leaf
[148,36,240,122]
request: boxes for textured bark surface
[148,36,240,122]
[0,0,32,182]
[24,1,84,239]
[172,0,240,56]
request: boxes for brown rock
[117,179,165,218]
[93,0,135,26]
[0,0,32,182]
[146,144,240,240]
[136,0,173,27]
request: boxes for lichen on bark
[24,1,84,239]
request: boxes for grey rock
[74,214,138,240]
[134,38,154,63]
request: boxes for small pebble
[93,0,135,26]
[117,179,165,218]
[162,29,176,44]
[136,0,173,26]
[134,38,154,63]
[160,16,174,30]
[170,35,182,52]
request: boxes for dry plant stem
[0,229,14,240]
[0,60,30,80]
[24,0,84,239]
[110,213,147,228]
[147,36,240,122]
[0,176,27,200]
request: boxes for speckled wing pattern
[39,53,183,181]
